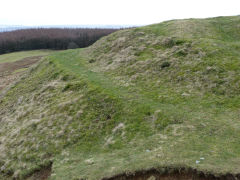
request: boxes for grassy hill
[0,16,240,179]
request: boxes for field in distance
[0,50,54,91]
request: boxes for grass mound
[0,16,240,179]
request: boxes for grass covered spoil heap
[0,16,240,180]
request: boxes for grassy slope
[0,16,240,179]
[0,50,54,64]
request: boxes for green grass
[0,50,54,64]
[0,16,240,180]
[13,68,29,74]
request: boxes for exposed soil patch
[0,56,42,90]
[103,168,240,180]
[26,164,52,180]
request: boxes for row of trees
[0,28,117,54]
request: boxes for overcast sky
[0,0,239,26]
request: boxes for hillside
[0,16,240,180]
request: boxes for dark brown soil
[103,168,240,180]
[26,165,52,180]
[0,56,42,90]
[8,166,240,180]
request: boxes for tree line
[0,28,118,54]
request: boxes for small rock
[85,158,94,165]
[206,66,212,70]
[196,160,200,164]
[200,157,205,160]
[146,149,150,152]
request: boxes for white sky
[0,0,239,26]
